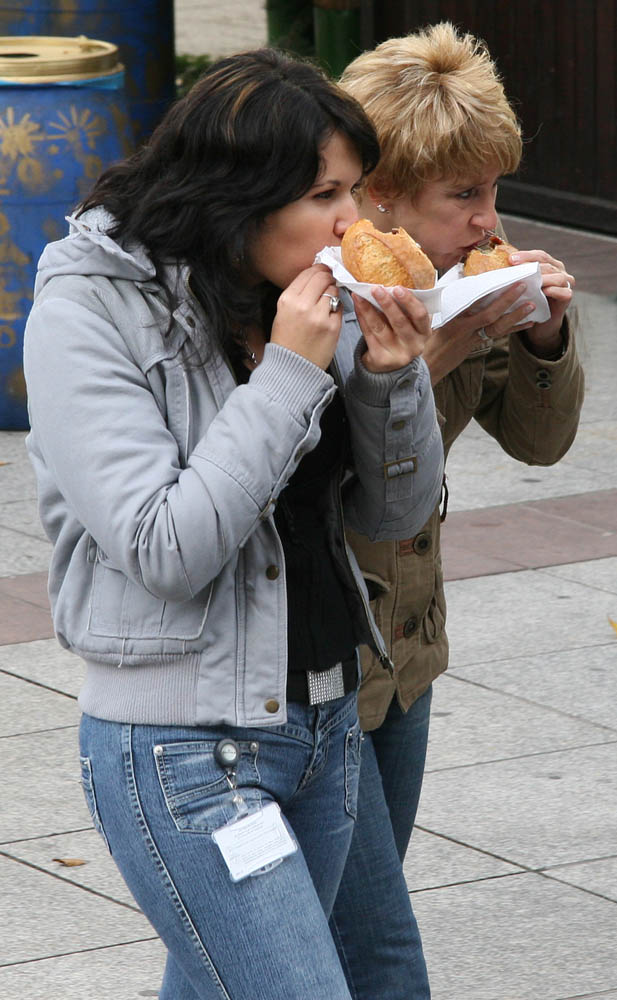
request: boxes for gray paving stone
[542,855,617,903]
[445,429,617,512]
[561,420,617,477]
[449,643,617,732]
[0,523,51,576]
[175,0,267,57]
[0,854,154,966]
[403,827,523,892]
[0,671,79,737]
[419,742,617,869]
[0,432,38,504]
[0,938,166,1000]
[0,499,48,541]
[413,872,617,1000]
[0,727,87,843]
[0,638,83,698]
[4,828,137,909]
[571,293,617,421]
[426,672,611,771]
[445,290,616,512]
[543,555,617,595]
[0,430,29,463]
[560,994,617,999]
[444,564,617,667]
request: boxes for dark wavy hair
[79,48,380,354]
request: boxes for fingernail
[510,254,521,263]
[373,286,387,300]
[393,286,406,298]
[524,303,535,313]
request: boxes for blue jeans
[79,696,363,1000]
[330,686,433,999]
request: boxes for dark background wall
[360,0,617,235]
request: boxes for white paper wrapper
[315,246,551,328]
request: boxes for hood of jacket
[34,207,158,295]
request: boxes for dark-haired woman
[24,49,443,999]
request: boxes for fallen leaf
[609,617,617,636]
[52,857,86,867]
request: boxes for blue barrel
[0,36,134,429]
[0,0,175,144]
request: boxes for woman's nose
[473,196,498,233]
[335,196,359,238]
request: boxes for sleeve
[24,287,336,602]
[473,317,585,465]
[341,339,444,542]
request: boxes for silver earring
[377,203,389,214]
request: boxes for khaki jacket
[349,323,584,731]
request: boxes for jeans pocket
[153,739,262,834]
[80,755,112,853]
[344,721,363,819]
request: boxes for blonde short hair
[340,22,522,200]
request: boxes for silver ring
[322,293,341,313]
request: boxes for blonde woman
[330,23,584,998]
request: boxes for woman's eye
[315,189,334,200]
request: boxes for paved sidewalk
[174,0,267,57]
[1,213,615,998]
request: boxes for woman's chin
[431,252,461,273]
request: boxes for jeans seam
[344,723,362,819]
[319,692,358,739]
[122,724,232,1000]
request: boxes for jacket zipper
[329,354,395,677]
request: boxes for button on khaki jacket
[349,323,584,731]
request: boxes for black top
[232,351,359,677]
[274,389,358,676]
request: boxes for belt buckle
[306,662,345,705]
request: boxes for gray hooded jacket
[24,208,443,728]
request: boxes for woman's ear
[366,184,391,212]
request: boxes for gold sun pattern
[0,98,128,401]
[0,108,45,161]
[0,102,118,199]
[47,104,107,150]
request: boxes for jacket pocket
[88,549,211,640]
[362,571,391,605]
[154,739,262,834]
[422,561,447,644]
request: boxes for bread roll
[341,218,435,289]
[463,236,518,276]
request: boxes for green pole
[313,0,361,78]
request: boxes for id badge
[212,802,298,882]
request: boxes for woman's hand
[270,265,344,370]
[423,281,534,385]
[509,249,574,357]
[352,285,432,373]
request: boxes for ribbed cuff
[249,343,333,423]
[347,339,425,406]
